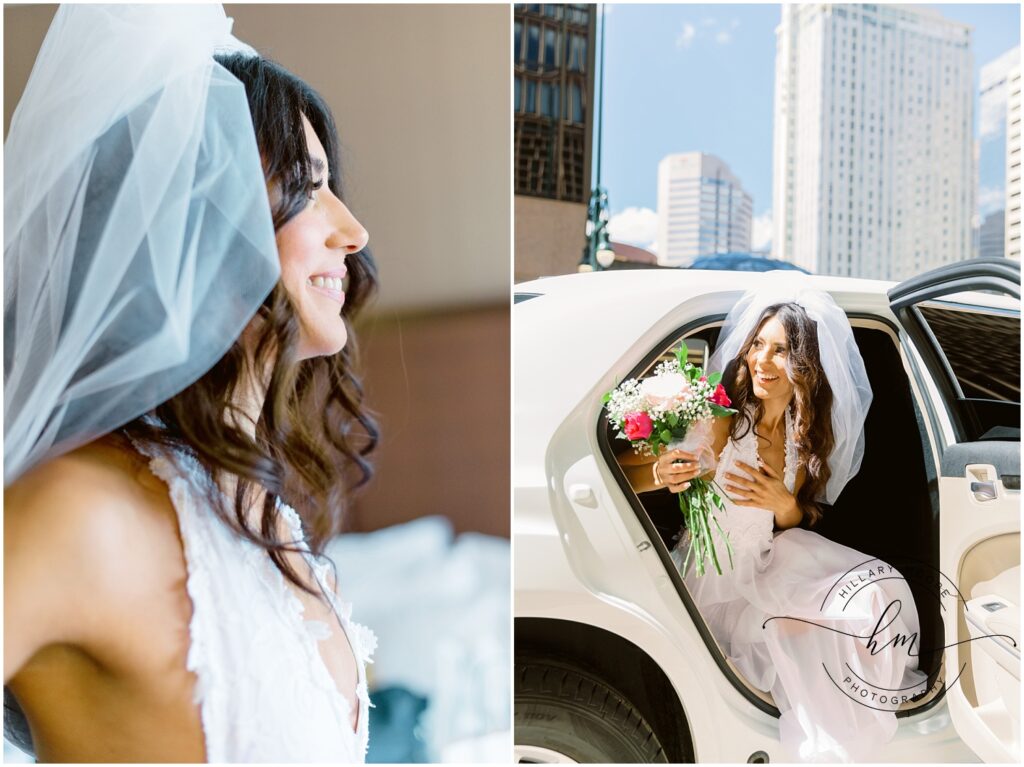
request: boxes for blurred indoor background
[4,4,510,763]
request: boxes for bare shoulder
[5,435,183,664]
[711,413,734,438]
[711,413,734,454]
[5,435,176,565]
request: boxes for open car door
[889,258,1021,762]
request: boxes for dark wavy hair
[723,303,834,525]
[120,53,379,594]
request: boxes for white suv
[514,260,1020,763]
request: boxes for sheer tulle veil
[4,4,278,483]
[708,286,873,504]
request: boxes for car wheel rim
[514,744,579,763]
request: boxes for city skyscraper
[513,4,596,281]
[1006,60,1021,260]
[772,4,974,280]
[656,152,753,267]
[978,46,1020,260]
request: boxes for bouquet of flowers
[603,342,737,576]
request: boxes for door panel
[891,260,1021,762]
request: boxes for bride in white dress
[5,6,376,762]
[629,291,928,762]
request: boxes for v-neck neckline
[274,502,363,738]
[754,405,793,486]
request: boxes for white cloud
[979,99,1007,140]
[608,206,659,246]
[676,22,696,49]
[678,18,737,49]
[978,185,1005,215]
[752,210,773,253]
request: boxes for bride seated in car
[617,289,927,763]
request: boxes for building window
[514,21,522,63]
[514,76,522,113]
[569,81,584,124]
[544,27,559,70]
[567,33,587,72]
[566,5,589,26]
[525,79,537,114]
[526,23,540,66]
[540,82,560,118]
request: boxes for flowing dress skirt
[672,425,928,762]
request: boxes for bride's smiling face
[745,316,796,404]
[274,115,369,360]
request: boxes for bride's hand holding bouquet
[604,343,737,576]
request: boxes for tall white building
[978,46,1020,260]
[656,152,753,267]
[772,4,974,280]
[1006,61,1021,260]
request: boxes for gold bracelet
[653,460,662,487]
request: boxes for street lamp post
[580,3,614,272]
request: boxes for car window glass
[916,300,1020,441]
[918,304,1020,402]
[641,336,711,378]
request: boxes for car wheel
[515,658,669,763]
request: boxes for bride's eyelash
[752,339,787,354]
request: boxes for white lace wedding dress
[138,440,377,763]
[671,408,928,762]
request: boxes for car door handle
[568,483,598,508]
[970,480,997,501]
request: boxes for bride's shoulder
[710,412,735,456]
[5,434,181,596]
[711,412,735,434]
[9,433,163,511]
[5,434,190,682]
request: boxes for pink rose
[623,411,654,440]
[708,384,731,407]
[639,372,690,409]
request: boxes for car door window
[915,300,1020,442]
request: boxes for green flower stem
[700,495,721,576]
[677,477,734,577]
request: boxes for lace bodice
[138,442,375,763]
[710,406,798,552]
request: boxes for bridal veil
[4,4,278,483]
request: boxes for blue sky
[599,2,1022,251]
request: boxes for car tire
[515,657,669,763]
